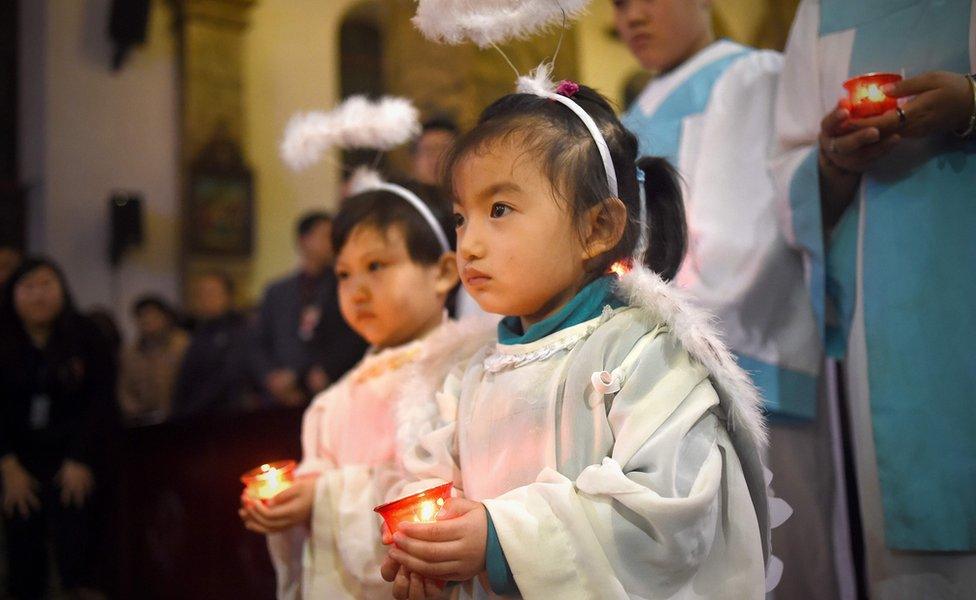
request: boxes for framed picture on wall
[187,134,254,257]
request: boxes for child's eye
[367,261,384,272]
[489,203,511,219]
[336,270,349,281]
[453,213,465,228]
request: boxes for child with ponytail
[379,75,775,599]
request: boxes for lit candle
[241,460,297,501]
[374,481,453,535]
[843,72,902,118]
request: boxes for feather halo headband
[412,0,592,48]
[279,97,449,254]
[280,95,420,172]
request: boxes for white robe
[622,40,844,599]
[622,40,822,414]
[401,268,783,599]
[267,317,495,600]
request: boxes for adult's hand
[819,107,901,174]
[852,71,975,139]
[265,369,304,406]
[55,459,95,508]
[1,455,40,518]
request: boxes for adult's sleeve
[66,320,119,466]
[250,286,279,382]
[768,0,830,339]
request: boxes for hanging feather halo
[280,96,420,171]
[412,0,592,48]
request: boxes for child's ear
[581,197,627,260]
[433,251,460,296]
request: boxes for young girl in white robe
[239,180,494,599]
[379,80,778,599]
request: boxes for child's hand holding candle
[238,460,319,535]
[239,475,317,534]
[374,481,453,535]
[382,496,488,584]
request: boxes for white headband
[367,182,451,254]
[516,67,619,199]
[636,168,648,260]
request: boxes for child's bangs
[443,109,599,213]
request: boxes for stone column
[174,0,256,304]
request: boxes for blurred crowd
[0,119,459,600]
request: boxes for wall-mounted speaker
[109,192,142,266]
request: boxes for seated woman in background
[0,256,117,600]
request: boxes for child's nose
[349,279,371,303]
[458,222,485,261]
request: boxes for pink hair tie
[555,80,580,97]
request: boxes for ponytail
[635,156,686,281]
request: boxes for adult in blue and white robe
[771,1,976,597]
[622,38,847,600]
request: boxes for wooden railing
[114,406,303,599]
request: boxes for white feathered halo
[280,96,420,171]
[413,0,592,48]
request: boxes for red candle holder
[374,482,453,534]
[843,72,902,118]
[241,460,296,501]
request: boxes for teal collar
[497,276,625,345]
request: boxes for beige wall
[243,0,362,299]
[20,0,180,338]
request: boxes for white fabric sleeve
[265,386,341,599]
[387,366,466,501]
[266,526,308,600]
[678,50,784,310]
[677,50,821,375]
[769,0,825,248]
[304,465,397,599]
[483,339,765,599]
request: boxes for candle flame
[246,463,293,500]
[854,83,886,103]
[417,500,438,522]
[414,497,447,522]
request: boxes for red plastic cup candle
[373,482,453,535]
[843,72,902,118]
[241,460,296,501]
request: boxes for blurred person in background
[0,244,22,293]
[117,295,188,424]
[85,307,122,368]
[410,117,459,186]
[251,212,366,407]
[0,257,117,600]
[173,272,251,417]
